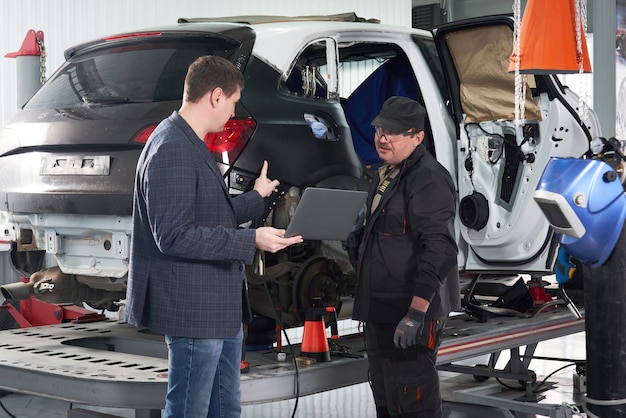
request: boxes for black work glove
[393,308,426,349]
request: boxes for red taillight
[132,124,158,144]
[204,118,256,164]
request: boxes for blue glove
[394,308,426,349]
[306,120,328,139]
[554,247,576,284]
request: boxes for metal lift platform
[0,307,584,417]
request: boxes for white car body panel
[0,16,600,299]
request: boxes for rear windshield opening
[25,38,241,110]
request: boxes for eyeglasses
[375,126,417,142]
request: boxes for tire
[472,364,490,382]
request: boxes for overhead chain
[512,0,527,126]
[35,36,47,84]
[575,0,590,125]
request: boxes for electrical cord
[474,122,528,150]
[461,122,533,194]
[258,252,300,418]
[490,355,583,394]
[493,362,577,393]
[533,362,577,392]
[0,399,17,418]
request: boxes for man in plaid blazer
[125,55,302,418]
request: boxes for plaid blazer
[125,111,263,338]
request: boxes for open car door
[432,15,599,274]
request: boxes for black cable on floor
[494,362,578,393]
[533,362,577,392]
[260,267,300,418]
[0,399,18,418]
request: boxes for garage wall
[0,0,411,128]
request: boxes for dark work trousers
[365,319,446,418]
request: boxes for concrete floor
[0,331,587,418]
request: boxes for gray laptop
[284,187,368,240]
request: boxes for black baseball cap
[371,96,426,133]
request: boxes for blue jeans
[164,326,243,418]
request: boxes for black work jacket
[352,145,461,324]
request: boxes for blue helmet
[534,157,626,268]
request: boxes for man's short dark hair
[184,55,244,103]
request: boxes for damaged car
[0,13,598,329]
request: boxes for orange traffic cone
[300,305,339,362]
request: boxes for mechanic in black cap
[351,96,460,418]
